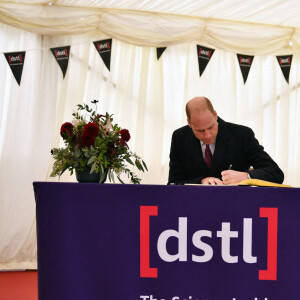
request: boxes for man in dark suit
[168,96,284,185]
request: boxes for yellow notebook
[237,179,292,188]
[185,179,292,187]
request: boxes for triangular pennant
[276,55,293,83]
[237,54,254,83]
[197,45,215,76]
[4,52,26,85]
[93,39,112,71]
[50,46,70,78]
[157,47,167,60]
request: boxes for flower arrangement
[50,100,147,184]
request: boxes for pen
[228,164,232,170]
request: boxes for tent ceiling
[1,1,300,54]
[11,0,300,28]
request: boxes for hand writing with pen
[201,164,249,185]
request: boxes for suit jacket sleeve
[243,128,284,183]
[168,129,204,184]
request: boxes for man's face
[188,109,218,145]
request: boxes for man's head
[186,96,218,145]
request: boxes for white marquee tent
[1,0,300,269]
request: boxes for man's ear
[187,118,192,128]
[213,110,218,120]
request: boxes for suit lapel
[187,130,208,172]
[210,119,230,172]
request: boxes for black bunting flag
[276,55,293,83]
[4,51,26,85]
[93,39,112,71]
[50,46,70,78]
[237,54,254,83]
[157,47,167,60]
[197,45,215,77]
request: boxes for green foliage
[50,101,147,184]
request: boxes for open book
[186,179,292,188]
[236,178,292,188]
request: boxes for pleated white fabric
[0,1,299,54]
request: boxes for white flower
[103,118,112,131]
[72,119,80,126]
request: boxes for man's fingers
[222,170,248,185]
[221,170,232,176]
[217,180,224,185]
[221,174,229,182]
[201,177,224,185]
[209,178,223,185]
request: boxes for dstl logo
[279,57,290,65]
[9,55,22,63]
[97,41,110,51]
[240,57,251,64]
[55,49,68,57]
[140,206,278,281]
[199,48,212,58]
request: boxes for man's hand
[201,177,224,185]
[221,170,248,185]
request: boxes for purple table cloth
[34,182,300,300]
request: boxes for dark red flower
[84,122,99,137]
[79,133,95,147]
[119,129,130,142]
[115,139,128,149]
[60,122,74,139]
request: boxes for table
[34,182,300,300]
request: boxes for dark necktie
[205,144,212,169]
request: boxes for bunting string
[1,38,293,86]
